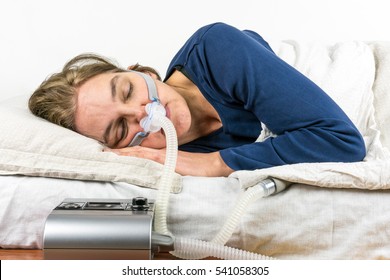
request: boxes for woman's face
[74,71,192,149]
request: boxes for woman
[29,22,366,177]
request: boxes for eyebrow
[103,75,120,144]
[110,75,119,100]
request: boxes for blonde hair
[29,53,161,131]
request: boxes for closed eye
[119,118,128,143]
[110,118,128,148]
[125,82,133,101]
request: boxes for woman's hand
[103,146,234,177]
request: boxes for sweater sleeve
[192,23,366,171]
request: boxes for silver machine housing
[43,197,173,260]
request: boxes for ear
[146,72,159,80]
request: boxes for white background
[1,0,389,101]
[2,260,390,279]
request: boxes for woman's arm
[186,23,366,171]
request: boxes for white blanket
[233,160,390,190]
[232,41,390,191]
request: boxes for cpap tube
[153,114,177,236]
[171,178,289,260]
[171,181,268,259]
[138,101,177,237]
[173,237,274,260]
[143,98,289,260]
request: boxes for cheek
[172,110,191,136]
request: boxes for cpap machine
[43,197,174,260]
[43,71,289,260]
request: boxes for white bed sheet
[1,174,390,260]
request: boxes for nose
[120,104,148,123]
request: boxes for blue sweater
[165,23,366,171]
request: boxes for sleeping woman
[28,22,366,177]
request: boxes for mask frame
[127,71,161,147]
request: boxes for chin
[141,134,167,149]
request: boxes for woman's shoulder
[197,22,235,32]
[164,23,241,80]
[189,22,239,43]
[193,22,266,50]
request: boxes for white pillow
[368,42,390,150]
[0,95,182,193]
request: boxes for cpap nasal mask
[127,71,166,147]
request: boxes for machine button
[131,197,149,210]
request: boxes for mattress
[1,174,390,259]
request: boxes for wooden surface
[0,249,184,260]
[0,249,44,260]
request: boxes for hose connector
[258,178,291,197]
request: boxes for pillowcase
[368,42,390,150]
[0,95,182,193]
